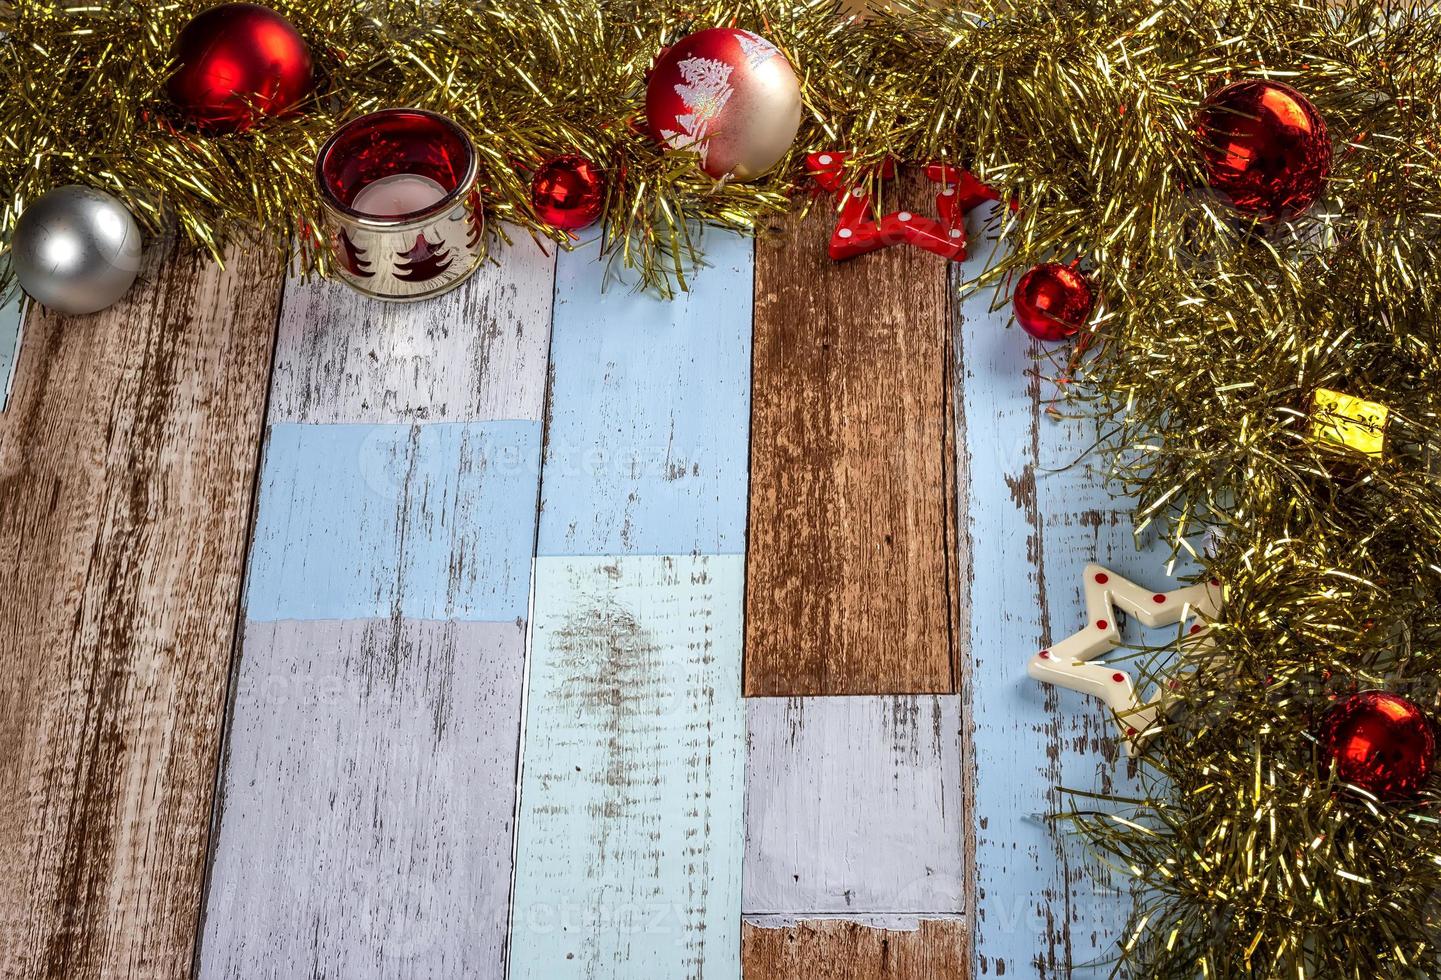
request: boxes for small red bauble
[167,2,314,133]
[1013,262,1094,342]
[1194,79,1331,221]
[1317,691,1436,800]
[645,28,802,181]
[531,155,605,231]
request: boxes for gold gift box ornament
[1308,388,1389,457]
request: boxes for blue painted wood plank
[959,210,1168,978]
[509,554,746,980]
[537,231,753,557]
[244,420,542,623]
[0,294,24,410]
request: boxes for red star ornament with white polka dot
[806,152,1000,261]
[1027,564,1223,756]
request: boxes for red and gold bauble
[1194,79,1331,222]
[645,28,801,181]
[1013,262,1094,342]
[1317,691,1436,800]
[531,155,606,231]
[167,2,315,133]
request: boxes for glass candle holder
[316,108,484,301]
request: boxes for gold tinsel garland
[6,0,1441,975]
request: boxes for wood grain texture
[742,917,968,979]
[200,619,525,979]
[509,555,746,980]
[957,208,1143,978]
[0,294,22,409]
[200,238,555,980]
[746,172,960,696]
[0,247,283,980]
[270,240,554,424]
[744,696,964,916]
[537,232,753,558]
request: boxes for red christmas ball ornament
[1012,262,1094,342]
[1317,691,1436,800]
[167,2,315,133]
[1194,79,1331,221]
[531,155,605,231]
[645,28,802,181]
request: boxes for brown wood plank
[743,918,969,979]
[745,171,959,696]
[0,245,283,980]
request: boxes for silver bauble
[13,185,142,315]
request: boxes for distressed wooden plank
[746,173,960,696]
[509,238,753,977]
[0,246,283,980]
[0,294,22,409]
[744,696,964,915]
[509,554,746,980]
[270,241,555,424]
[200,237,555,980]
[537,232,753,558]
[742,917,968,979]
[200,618,524,978]
[958,208,1144,979]
[244,419,542,622]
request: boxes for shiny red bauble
[645,27,802,181]
[530,155,605,231]
[1194,79,1331,222]
[167,3,315,132]
[1317,691,1436,800]
[1012,262,1094,342]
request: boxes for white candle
[351,173,448,218]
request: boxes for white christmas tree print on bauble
[659,55,736,169]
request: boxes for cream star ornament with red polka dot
[1027,564,1224,756]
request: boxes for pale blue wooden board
[0,294,23,409]
[245,420,542,622]
[509,554,746,980]
[509,235,752,978]
[958,213,1169,977]
[537,232,753,557]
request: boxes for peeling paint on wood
[509,555,746,980]
[745,173,960,696]
[200,618,525,979]
[742,917,969,979]
[744,696,965,916]
[957,209,1141,979]
[0,247,283,980]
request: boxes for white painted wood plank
[743,696,965,916]
[270,237,556,424]
[201,618,524,979]
[508,554,746,980]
